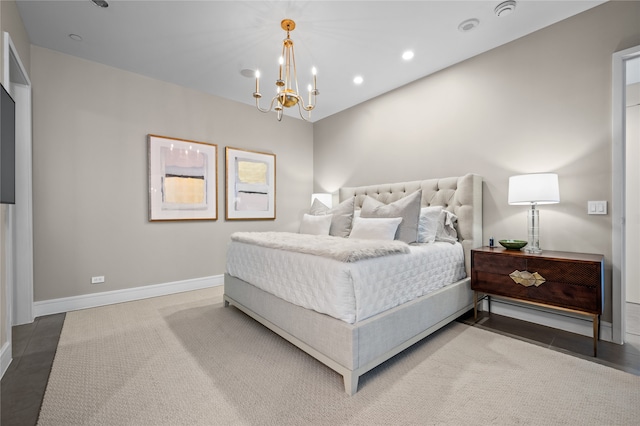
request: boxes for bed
[223,173,482,395]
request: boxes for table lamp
[311,193,332,208]
[508,173,560,253]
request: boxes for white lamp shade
[311,193,332,208]
[508,173,560,205]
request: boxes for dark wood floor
[1,311,638,426]
[459,310,640,376]
[1,313,65,426]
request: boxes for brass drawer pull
[509,270,546,287]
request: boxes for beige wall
[1,0,30,73]
[1,0,30,368]
[31,46,313,301]
[313,1,640,322]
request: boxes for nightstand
[470,247,604,356]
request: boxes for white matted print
[225,147,276,220]
[148,134,218,221]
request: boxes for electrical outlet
[91,276,105,284]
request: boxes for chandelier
[253,19,319,121]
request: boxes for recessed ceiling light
[495,1,517,17]
[458,18,480,33]
[240,69,256,78]
[91,0,109,8]
[69,34,83,42]
[402,51,414,61]
[353,76,363,85]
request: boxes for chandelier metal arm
[253,93,277,114]
[255,90,318,121]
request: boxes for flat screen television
[0,82,16,204]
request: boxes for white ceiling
[16,0,606,122]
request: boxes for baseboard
[481,298,613,343]
[34,275,224,318]
[1,341,12,379]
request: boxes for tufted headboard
[339,173,483,276]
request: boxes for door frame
[3,31,34,329]
[612,45,640,344]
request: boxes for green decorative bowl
[499,239,528,250]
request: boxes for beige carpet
[38,287,639,425]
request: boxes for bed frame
[224,173,482,395]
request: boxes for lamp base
[524,246,542,254]
[526,204,542,254]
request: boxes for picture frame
[148,134,218,221]
[225,147,276,220]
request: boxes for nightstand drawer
[526,258,601,288]
[473,270,601,313]
[472,252,526,274]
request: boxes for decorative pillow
[310,197,354,238]
[348,217,403,241]
[360,190,422,243]
[417,206,443,244]
[299,213,333,235]
[436,210,458,243]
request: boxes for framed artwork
[225,147,276,220]
[148,134,218,221]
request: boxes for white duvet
[226,239,466,324]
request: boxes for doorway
[612,45,640,345]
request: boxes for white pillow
[417,206,443,244]
[436,210,458,243]
[299,213,333,235]
[348,217,402,241]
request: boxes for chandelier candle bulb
[255,70,260,93]
[312,67,317,90]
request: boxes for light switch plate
[588,201,607,215]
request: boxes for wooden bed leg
[344,372,358,396]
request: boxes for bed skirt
[224,273,474,395]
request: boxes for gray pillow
[309,197,355,237]
[360,190,422,243]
